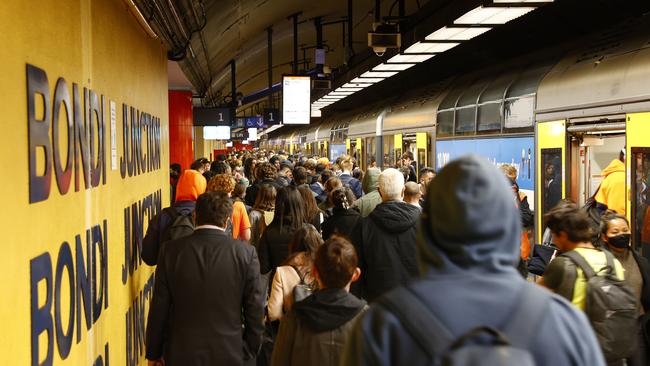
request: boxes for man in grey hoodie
[352,167,382,218]
[341,155,605,366]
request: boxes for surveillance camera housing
[368,22,401,56]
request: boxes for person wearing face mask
[600,211,650,365]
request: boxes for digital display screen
[282,75,311,125]
[203,126,230,140]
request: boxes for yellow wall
[0,1,168,365]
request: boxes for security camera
[368,22,401,57]
[373,47,387,57]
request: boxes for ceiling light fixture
[425,26,491,41]
[351,77,382,83]
[403,42,460,54]
[373,63,416,71]
[387,54,435,63]
[454,6,535,25]
[361,71,399,78]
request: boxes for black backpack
[561,250,637,362]
[378,285,549,366]
[290,265,313,303]
[161,207,195,243]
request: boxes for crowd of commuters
[142,148,647,366]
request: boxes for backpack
[290,265,313,303]
[561,250,637,361]
[582,185,607,242]
[161,207,195,243]
[377,285,549,366]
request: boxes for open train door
[627,112,650,259]
[536,120,567,243]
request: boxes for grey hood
[418,155,521,274]
[362,167,381,193]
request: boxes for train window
[437,110,454,137]
[455,107,476,134]
[478,72,513,132]
[455,81,488,135]
[477,102,501,131]
[437,85,465,137]
[504,95,535,128]
[631,148,650,257]
[541,148,563,219]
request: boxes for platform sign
[231,129,249,140]
[263,108,279,126]
[436,136,535,206]
[193,107,232,126]
[245,115,265,128]
[282,75,311,124]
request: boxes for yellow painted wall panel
[536,120,566,243]
[626,112,650,223]
[0,0,168,365]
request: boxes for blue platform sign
[245,116,266,128]
[436,136,535,191]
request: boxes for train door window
[631,148,650,255]
[541,148,563,218]
[383,138,394,169]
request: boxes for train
[260,15,650,254]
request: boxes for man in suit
[146,191,264,366]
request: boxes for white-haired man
[350,168,422,302]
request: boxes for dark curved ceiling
[163,0,430,105]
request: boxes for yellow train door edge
[626,112,650,253]
[416,132,428,177]
[536,120,567,244]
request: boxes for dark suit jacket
[145,229,264,365]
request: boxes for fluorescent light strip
[373,63,416,71]
[361,71,399,78]
[387,54,435,63]
[351,77,382,83]
[493,0,552,2]
[343,83,370,88]
[328,91,355,96]
[404,42,459,54]
[336,87,363,92]
[454,6,535,25]
[425,26,491,41]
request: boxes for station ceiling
[138,0,429,104]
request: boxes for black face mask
[608,233,631,249]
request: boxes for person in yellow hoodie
[595,150,626,215]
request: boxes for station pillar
[169,90,194,170]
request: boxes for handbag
[290,265,313,303]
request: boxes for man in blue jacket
[340,155,605,366]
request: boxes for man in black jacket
[146,192,264,366]
[350,168,421,302]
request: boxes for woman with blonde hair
[338,155,363,198]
